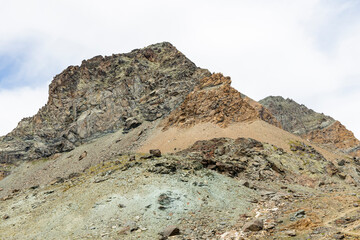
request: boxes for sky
[0,0,360,138]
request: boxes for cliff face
[162,73,281,129]
[0,42,210,162]
[260,96,360,156]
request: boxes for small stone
[160,225,180,237]
[294,210,306,218]
[29,185,39,190]
[2,215,9,220]
[149,149,161,157]
[118,204,126,208]
[338,159,346,166]
[129,155,136,161]
[112,225,117,229]
[79,151,87,161]
[333,232,345,239]
[0,187,3,191]
[285,229,296,236]
[338,172,346,180]
[243,219,264,232]
[354,203,359,207]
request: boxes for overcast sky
[0,0,360,138]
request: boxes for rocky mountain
[1,43,360,239]
[0,42,210,163]
[260,96,360,156]
[162,73,281,130]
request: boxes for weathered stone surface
[242,219,264,232]
[0,42,210,162]
[160,225,180,237]
[149,149,161,157]
[260,96,360,156]
[162,73,281,130]
[259,96,335,135]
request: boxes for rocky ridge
[260,96,360,157]
[162,73,281,130]
[0,42,210,163]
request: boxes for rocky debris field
[1,138,360,239]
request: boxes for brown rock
[243,219,264,232]
[149,149,161,157]
[162,73,280,130]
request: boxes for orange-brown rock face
[302,121,360,157]
[162,73,281,129]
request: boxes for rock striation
[162,73,281,130]
[260,96,360,156]
[0,42,210,162]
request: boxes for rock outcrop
[260,96,360,156]
[0,42,210,163]
[162,73,281,129]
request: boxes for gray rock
[160,225,180,237]
[294,209,306,218]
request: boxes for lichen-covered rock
[0,42,210,162]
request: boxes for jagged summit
[0,42,210,162]
[162,73,281,129]
[260,95,360,156]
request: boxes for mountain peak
[0,42,210,162]
[162,73,281,129]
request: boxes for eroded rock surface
[162,73,281,129]
[260,96,360,156]
[0,42,210,162]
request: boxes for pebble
[285,229,296,236]
[160,225,180,237]
[353,203,359,207]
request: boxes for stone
[149,149,161,157]
[118,221,139,235]
[338,159,346,166]
[79,151,87,161]
[243,219,264,232]
[285,229,296,236]
[2,215,9,220]
[354,203,359,207]
[0,187,3,191]
[160,225,180,237]
[294,210,306,218]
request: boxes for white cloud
[0,0,359,138]
[0,86,48,136]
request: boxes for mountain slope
[0,42,210,163]
[260,96,360,156]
